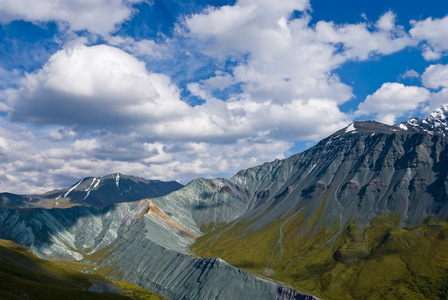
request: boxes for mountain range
[1,104,448,299]
[0,173,184,208]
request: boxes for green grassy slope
[192,213,448,299]
[0,239,166,300]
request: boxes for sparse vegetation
[192,214,448,299]
[0,239,166,300]
[112,281,166,300]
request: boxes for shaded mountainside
[0,173,183,208]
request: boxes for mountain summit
[398,104,448,136]
[0,173,183,208]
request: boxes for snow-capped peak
[428,104,448,123]
[397,104,448,137]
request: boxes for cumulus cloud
[422,64,448,89]
[356,82,431,124]
[0,0,147,36]
[410,16,448,60]
[6,43,349,142]
[399,69,420,80]
[0,121,294,194]
[427,88,448,112]
[183,0,351,108]
[315,11,413,61]
[184,6,415,110]
[107,36,168,58]
[7,44,190,130]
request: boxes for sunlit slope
[192,122,448,299]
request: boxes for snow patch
[94,179,101,188]
[84,190,90,201]
[64,179,83,198]
[345,123,356,133]
[115,173,120,189]
[398,124,408,130]
[85,178,96,192]
[307,164,316,174]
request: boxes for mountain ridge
[398,104,448,136]
[0,173,184,208]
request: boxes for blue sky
[0,0,448,193]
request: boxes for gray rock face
[228,121,448,234]
[94,217,313,300]
[0,202,146,260]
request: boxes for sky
[1,0,448,194]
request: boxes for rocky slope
[0,173,183,208]
[0,182,310,299]
[192,116,448,299]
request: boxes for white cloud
[107,36,168,58]
[427,88,448,112]
[399,69,420,79]
[410,16,448,60]
[7,44,190,130]
[356,82,431,124]
[6,43,349,144]
[183,1,354,105]
[0,0,147,36]
[422,64,448,89]
[315,11,413,61]
[183,6,416,113]
[0,120,295,193]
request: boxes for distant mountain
[0,173,184,208]
[397,104,448,136]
